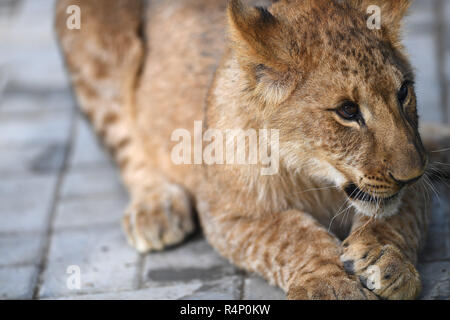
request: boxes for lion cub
[56,0,450,299]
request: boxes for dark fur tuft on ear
[227,0,282,68]
[255,6,277,24]
[227,0,298,105]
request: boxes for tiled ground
[0,0,448,300]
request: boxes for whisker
[423,173,441,203]
[352,180,379,236]
[418,179,431,206]
[426,165,450,186]
[328,185,360,232]
[328,197,351,232]
[296,185,340,195]
[433,161,450,167]
[339,201,354,228]
[430,148,450,153]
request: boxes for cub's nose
[389,171,424,188]
[387,145,428,188]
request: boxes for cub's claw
[122,184,195,253]
[287,273,378,300]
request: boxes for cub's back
[135,0,226,188]
[135,0,270,189]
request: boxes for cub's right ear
[227,0,297,105]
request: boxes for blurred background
[0,0,448,300]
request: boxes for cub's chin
[344,183,404,218]
[350,196,402,218]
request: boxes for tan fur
[56,0,449,299]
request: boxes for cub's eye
[336,101,360,120]
[397,81,410,105]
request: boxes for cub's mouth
[344,183,399,204]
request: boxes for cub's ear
[348,0,411,41]
[227,0,297,105]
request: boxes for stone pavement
[0,0,448,300]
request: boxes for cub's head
[227,0,427,217]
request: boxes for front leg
[341,189,430,299]
[200,207,376,300]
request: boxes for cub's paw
[287,274,377,300]
[341,243,421,300]
[122,184,195,253]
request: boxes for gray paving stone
[447,83,450,123]
[55,282,206,300]
[0,143,66,175]
[445,0,450,123]
[0,64,7,102]
[28,143,67,174]
[0,265,38,299]
[39,226,139,298]
[0,47,68,91]
[404,34,443,123]
[60,165,127,200]
[0,109,71,148]
[0,0,54,43]
[403,1,442,124]
[0,174,57,233]
[55,276,241,300]
[54,194,128,229]
[242,275,285,300]
[0,0,68,90]
[0,90,73,114]
[0,91,72,173]
[0,232,43,267]
[143,236,237,287]
[0,0,23,18]
[179,276,241,300]
[418,261,450,300]
[444,0,450,43]
[405,0,435,30]
[0,91,72,174]
[69,116,111,169]
[420,187,450,262]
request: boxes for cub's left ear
[227,0,298,106]
[348,0,411,42]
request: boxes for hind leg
[56,0,195,252]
